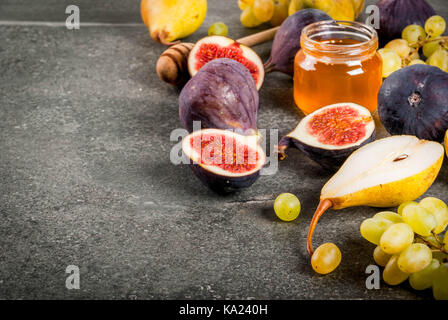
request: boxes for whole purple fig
[377,0,436,46]
[179,58,259,136]
[264,9,331,77]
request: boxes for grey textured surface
[0,0,447,300]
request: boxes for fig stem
[307,199,333,256]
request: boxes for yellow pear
[140,0,207,45]
[296,0,355,21]
[351,0,364,17]
[307,135,444,255]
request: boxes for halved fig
[278,103,376,171]
[182,128,266,194]
[188,36,265,90]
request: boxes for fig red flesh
[189,131,261,173]
[193,42,261,86]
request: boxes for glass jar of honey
[294,21,382,115]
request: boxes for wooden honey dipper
[156,26,280,86]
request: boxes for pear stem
[307,199,333,256]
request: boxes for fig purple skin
[189,163,261,194]
[378,65,448,142]
[264,9,331,76]
[377,0,436,46]
[278,132,376,171]
[179,58,259,135]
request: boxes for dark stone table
[0,0,447,299]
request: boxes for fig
[264,9,331,76]
[278,103,376,171]
[188,36,265,90]
[182,129,266,194]
[179,58,259,136]
[377,0,436,46]
[378,64,448,142]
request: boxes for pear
[140,0,207,45]
[307,135,444,255]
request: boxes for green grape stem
[403,36,448,65]
[416,233,448,255]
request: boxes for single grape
[252,0,275,23]
[383,255,409,286]
[444,232,448,252]
[380,223,414,254]
[419,197,448,234]
[421,234,442,248]
[311,243,342,275]
[374,211,404,224]
[402,204,437,237]
[433,251,448,263]
[398,201,418,215]
[397,243,432,273]
[385,39,411,58]
[427,48,448,72]
[408,59,426,66]
[208,22,228,36]
[433,263,448,300]
[360,217,394,245]
[423,41,442,59]
[273,193,301,222]
[373,246,392,267]
[378,48,402,78]
[425,15,446,38]
[409,258,440,290]
[240,6,262,28]
[269,0,289,27]
[402,24,427,46]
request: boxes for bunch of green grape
[239,0,290,27]
[378,15,447,78]
[360,197,448,300]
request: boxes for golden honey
[294,21,382,115]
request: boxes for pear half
[307,135,444,255]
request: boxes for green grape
[402,204,437,236]
[385,39,411,58]
[402,24,427,46]
[397,243,432,273]
[252,0,275,23]
[398,201,418,215]
[269,0,289,27]
[377,48,402,78]
[419,197,448,234]
[409,258,440,290]
[383,255,409,286]
[238,0,254,10]
[423,41,442,59]
[240,6,262,28]
[374,211,404,224]
[425,15,446,38]
[208,22,228,36]
[444,232,448,252]
[360,217,394,245]
[408,59,426,66]
[273,193,301,222]
[380,223,414,254]
[433,263,448,300]
[311,243,342,274]
[433,251,448,263]
[373,246,392,267]
[421,234,442,248]
[408,59,426,67]
[427,48,448,72]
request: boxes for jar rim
[301,20,379,58]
